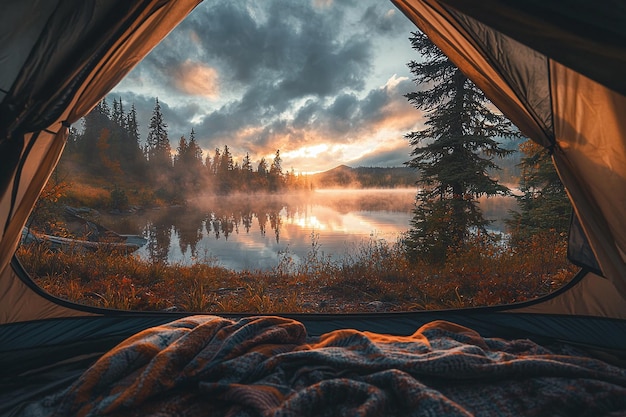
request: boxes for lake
[99,189,517,271]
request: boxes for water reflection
[98,189,516,270]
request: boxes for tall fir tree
[217,145,234,194]
[256,157,269,190]
[145,98,171,170]
[112,97,125,127]
[122,102,146,177]
[99,97,111,119]
[403,31,520,264]
[269,150,283,192]
[174,135,188,167]
[506,140,571,243]
[126,103,140,145]
[187,129,204,166]
[211,148,221,176]
[241,152,254,191]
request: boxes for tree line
[64,98,312,206]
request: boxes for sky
[109,0,423,174]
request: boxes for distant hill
[310,149,522,189]
[310,165,417,189]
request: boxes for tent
[1,0,625,415]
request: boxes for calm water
[99,189,517,271]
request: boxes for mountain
[310,165,417,189]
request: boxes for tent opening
[15,0,577,315]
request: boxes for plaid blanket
[22,316,626,416]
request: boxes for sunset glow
[109,0,421,173]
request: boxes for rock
[367,301,385,311]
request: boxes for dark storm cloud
[181,0,372,98]
[193,71,416,155]
[360,5,405,35]
[110,0,420,168]
[293,99,322,128]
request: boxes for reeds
[16,229,576,313]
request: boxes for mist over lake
[98,189,516,271]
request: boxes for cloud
[172,60,219,98]
[312,0,334,8]
[109,0,421,171]
[360,5,402,35]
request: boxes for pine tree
[99,97,111,119]
[403,31,520,264]
[256,157,269,190]
[145,98,171,170]
[506,140,571,243]
[79,99,110,164]
[175,135,188,166]
[269,150,283,192]
[241,152,253,191]
[257,157,268,175]
[217,145,234,194]
[112,97,124,127]
[211,148,221,176]
[126,104,140,146]
[187,129,203,165]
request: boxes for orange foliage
[17,230,577,313]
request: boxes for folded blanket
[22,316,626,417]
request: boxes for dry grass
[16,229,576,314]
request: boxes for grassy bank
[16,230,576,313]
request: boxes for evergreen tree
[174,129,205,192]
[217,145,234,193]
[241,152,253,191]
[112,97,125,127]
[120,102,146,177]
[187,129,204,165]
[256,157,269,190]
[403,31,520,264]
[126,103,140,144]
[211,148,221,176]
[99,97,111,119]
[257,157,268,175]
[145,98,171,169]
[506,140,571,242]
[79,98,111,167]
[175,135,188,166]
[269,150,283,192]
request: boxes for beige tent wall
[0,0,201,324]
[0,266,96,323]
[0,129,88,324]
[0,129,66,280]
[392,0,626,304]
[512,272,626,319]
[550,63,626,298]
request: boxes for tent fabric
[391,0,626,300]
[569,213,602,274]
[0,0,624,395]
[0,0,202,324]
[427,0,626,98]
[550,64,626,294]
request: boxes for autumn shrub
[16,228,576,313]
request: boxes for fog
[95,188,516,270]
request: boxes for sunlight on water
[98,189,516,271]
